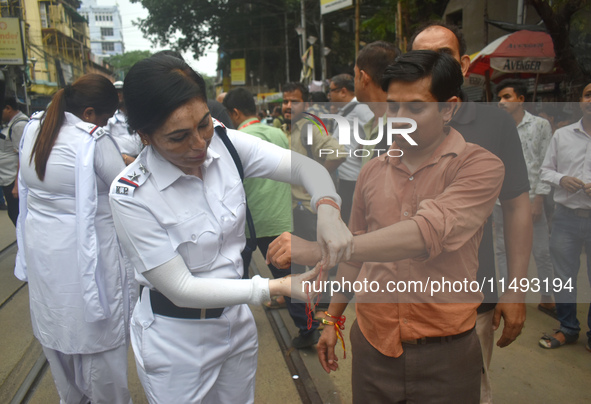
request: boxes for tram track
[0,241,49,404]
[1,239,327,403]
[249,258,325,404]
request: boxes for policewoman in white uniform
[15,74,135,404]
[109,55,352,403]
[104,81,143,165]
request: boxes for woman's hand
[268,263,325,301]
[316,204,353,268]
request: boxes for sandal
[263,296,286,309]
[537,304,558,319]
[539,330,578,349]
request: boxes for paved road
[1,210,590,403]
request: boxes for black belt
[140,286,225,319]
[401,327,474,345]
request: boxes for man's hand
[266,232,322,269]
[584,183,591,198]
[492,294,526,348]
[316,204,354,268]
[11,181,18,199]
[317,323,340,373]
[559,176,584,193]
[531,196,544,223]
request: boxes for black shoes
[292,329,320,349]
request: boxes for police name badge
[116,186,129,195]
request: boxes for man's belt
[561,204,591,218]
[401,327,474,345]
[140,285,225,319]
[571,208,591,218]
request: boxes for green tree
[132,0,300,89]
[528,0,590,93]
[105,50,153,80]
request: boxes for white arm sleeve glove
[270,150,341,212]
[143,255,270,308]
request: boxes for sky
[96,0,218,76]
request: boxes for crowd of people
[1,20,590,404]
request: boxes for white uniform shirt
[110,123,285,288]
[104,109,143,157]
[16,112,132,354]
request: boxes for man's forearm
[350,220,427,262]
[326,262,360,313]
[501,192,532,285]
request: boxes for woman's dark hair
[381,50,463,102]
[31,73,118,180]
[124,54,207,135]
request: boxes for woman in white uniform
[15,74,134,404]
[105,80,143,165]
[109,55,352,403]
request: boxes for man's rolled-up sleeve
[411,149,505,260]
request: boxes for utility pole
[284,12,290,82]
[355,0,360,60]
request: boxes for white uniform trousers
[131,288,258,404]
[42,344,131,404]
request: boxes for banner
[321,0,353,15]
[0,18,25,65]
[231,58,246,85]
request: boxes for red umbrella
[468,30,555,77]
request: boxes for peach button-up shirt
[350,128,504,358]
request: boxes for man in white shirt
[539,82,591,351]
[327,74,373,223]
[0,97,28,225]
[495,79,555,314]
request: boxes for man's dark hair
[310,91,328,103]
[4,96,18,110]
[408,22,467,57]
[356,41,400,86]
[496,79,528,99]
[381,50,463,102]
[223,87,256,116]
[273,106,282,115]
[283,82,309,102]
[330,73,355,93]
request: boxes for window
[102,42,115,52]
[101,27,113,36]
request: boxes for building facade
[0,0,100,111]
[78,0,124,64]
